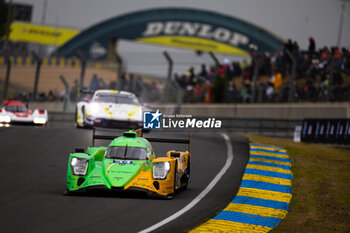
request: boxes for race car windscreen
[105,146,148,160]
[93,94,139,105]
[5,105,27,112]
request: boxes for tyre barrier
[191,144,293,232]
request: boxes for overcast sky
[15,0,350,49]
[10,0,350,76]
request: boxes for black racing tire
[165,194,174,200]
[174,160,179,191]
[180,169,189,191]
[81,106,93,129]
[74,108,82,128]
[181,158,191,190]
[147,191,173,200]
[81,107,87,128]
[63,189,73,196]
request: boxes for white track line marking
[138,133,234,233]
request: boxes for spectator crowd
[10,38,350,104]
[172,38,350,103]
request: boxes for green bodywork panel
[66,130,154,191]
[104,159,151,187]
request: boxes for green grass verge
[247,135,350,233]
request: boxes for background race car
[65,129,191,199]
[0,100,48,126]
[75,90,145,129]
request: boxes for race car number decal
[115,160,133,164]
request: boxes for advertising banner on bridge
[138,35,248,56]
[9,22,79,46]
[57,8,284,60]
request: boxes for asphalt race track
[0,126,249,233]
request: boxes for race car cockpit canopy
[3,101,28,113]
[92,91,139,105]
[105,130,154,160]
[105,146,149,160]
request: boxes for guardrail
[48,111,75,122]
[31,102,350,119]
[38,102,350,139]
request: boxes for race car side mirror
[75,148,85,153]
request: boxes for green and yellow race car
[65,129,191,199]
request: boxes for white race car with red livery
[0,100,48,125]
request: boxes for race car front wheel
[63,189,74,196]
[76,107,90,128]
[74,108,81,128]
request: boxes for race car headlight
[88,104,100,114]
[0,115,11,123]
[34,117,47,124]
[70,157,89,176]
[153,161,171,180]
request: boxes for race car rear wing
[92,128,191,153]
[80,88,95,94]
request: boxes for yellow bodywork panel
[124,150,190,196]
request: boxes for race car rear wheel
[180,159,191,190]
